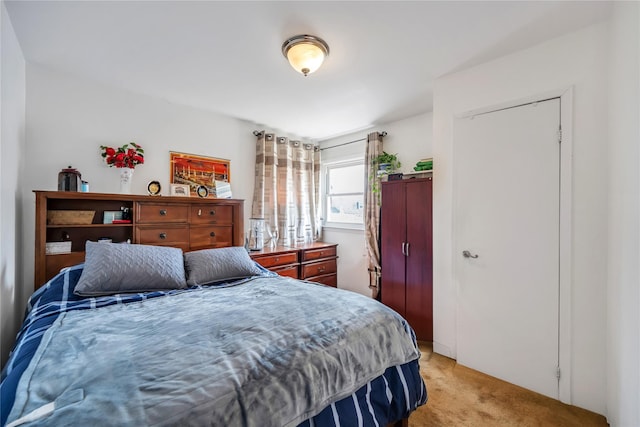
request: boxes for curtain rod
[319,131,387,151]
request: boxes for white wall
[21,64,257,302]
[433,23,609,414]
[0,0,26,367]
[320,112,433,296]
[382,113,434,175]
[606,3,639,426]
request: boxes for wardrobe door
[404,179,433,341]
[380,181,407,316]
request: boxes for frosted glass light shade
[282,35,330,76]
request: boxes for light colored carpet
[410,342,608,427]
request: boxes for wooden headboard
[34,190,244,289]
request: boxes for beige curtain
[252,132,321,248]
[252,132,278,242]
[364,131,384,298]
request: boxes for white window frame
[322,158,365,231]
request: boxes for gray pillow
[184,246,263,286]
[74,241,187,296]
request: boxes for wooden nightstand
[297,242,338,287]
[249,242,338,286]
[249,246,300,279]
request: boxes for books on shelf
[413,157,433,172]
[45,241,72,255]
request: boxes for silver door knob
[462,250,479,259]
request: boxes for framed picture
[169,183,190,197]
[170,151,230,197]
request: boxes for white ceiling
[5,0,611,141]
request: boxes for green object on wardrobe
[413,160,433,171]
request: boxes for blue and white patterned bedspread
[1,265,427,426]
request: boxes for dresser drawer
[190,205,233,225]
[160,242,190,252]
[301,246,337,262]
[189,226,233,250]
[272,264,299,279]
[137,203,189,223]
[306,273,337,287]
[301,258,337,279]
[253,251,298,268]
[136,225,189,245]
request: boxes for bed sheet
[1,264,426,426]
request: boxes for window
[324,160,365,229]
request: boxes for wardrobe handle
[405,242,410,257]
[401,242,406,256]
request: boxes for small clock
[147,181,161,196]
[196,185,209,198]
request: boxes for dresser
[34,190,244,289]
[250,242,338,287]
[135,202,236,251]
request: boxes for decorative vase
[377,163,391,177]
[119,168,134,194]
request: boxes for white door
[454,98,561,399]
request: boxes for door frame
[452,87,573,404]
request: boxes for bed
[1,243,427,426]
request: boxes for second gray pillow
[184,246,263,286]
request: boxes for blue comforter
[2,265,426,426]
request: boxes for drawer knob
[159,232,167,239]
[318,266,326,273]
[209,231,216,237]
[275,257,280,262]
[210,210,216,216]
[159,209,167,216]
[197,209,202,216]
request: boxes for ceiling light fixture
[282,35,330,77]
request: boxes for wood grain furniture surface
[249,245,300,279]
[34,190,244,289]
[250,242,338,287]
[380,177,433,341]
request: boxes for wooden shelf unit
[34,190,244,289]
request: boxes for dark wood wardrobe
[380,177,433,341]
